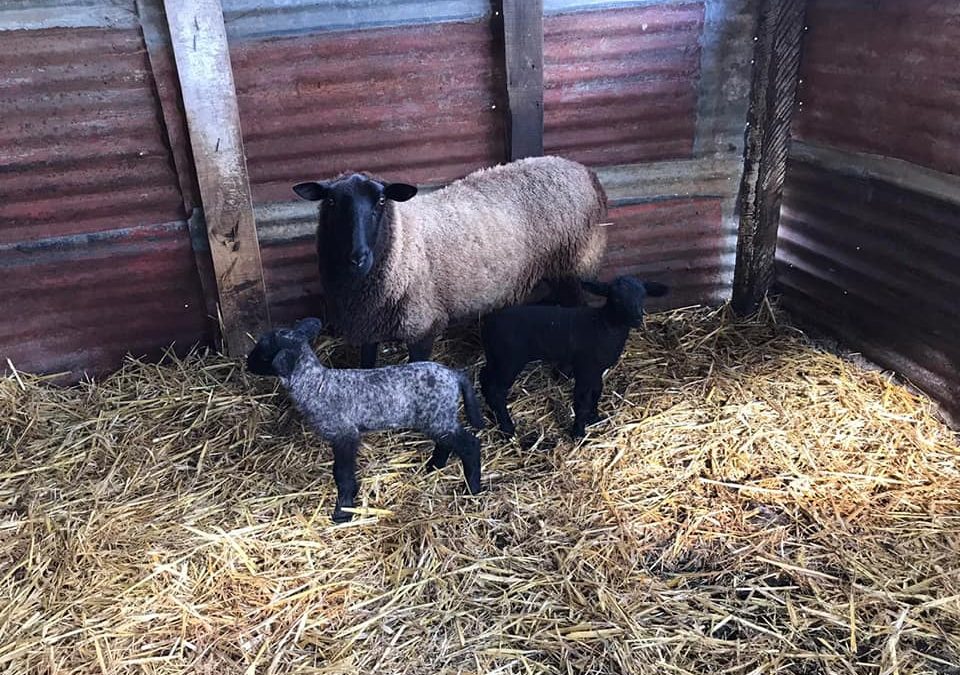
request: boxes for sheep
[246,318,485,523]
[291,155,608,368]
[478,276,669,438]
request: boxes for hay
[1,305,958,674]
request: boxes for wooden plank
[163,0,270,354]
[732,0,807,316]
[501,0,544,160]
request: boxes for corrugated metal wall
[1,0,758,378]
[778,0,960,423]
[0,2,212,378]
[230,0,758,321]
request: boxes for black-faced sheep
[478,276,669,438]
[292,155,608,368]
[246,318,485,523]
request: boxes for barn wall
[231,0,758,321]
[1,0,759,378]
[778,0,960,422]
[0,1,213,379]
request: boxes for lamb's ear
[292,181,329,201]
[643,281,669,298]
[581,280,610,297]
[383,183,417,202]
[270,349,298,378]
[293,317,323,341]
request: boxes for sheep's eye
[325,197,335,207]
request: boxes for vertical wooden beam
[163,0,270,354]
[732,0,807,316]
[501,0,544,160]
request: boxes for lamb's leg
[331,435,360,523]
[480,365,516,436]
[426,436,452,471]
[407,334,435,362]
[554,277,586,307]
[359,343,378,369]
[451,428,483,494]
[571,373,603,438]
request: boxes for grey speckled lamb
[246,318,484,522]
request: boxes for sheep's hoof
[498,421,516,437]
[331,506,353,523]
[570,425,586,439]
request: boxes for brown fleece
[321,156,608,345]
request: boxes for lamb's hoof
[553,363,574,380]
[498,421,516,437]
[426,458,447,472]
[332,506,353,523]
[570,425,586,439]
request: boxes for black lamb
[246,318,484,522]
[479,276,669,438]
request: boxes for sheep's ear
[293,318,323,341]
[383,183,417,202]
[292,181,329,201]
[581,280,610,297]
[643,281,669,298]
[270,349,298,377]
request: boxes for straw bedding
[1,305,958,674]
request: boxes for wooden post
[163,0,270,354]
[732,0,807,316]
[501,0,544,160]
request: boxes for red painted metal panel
[543,3,703,167]
[602,197,726,308]
[0,221,211,379]
[0,27,188,243]
[777,159,960,422]
[794,0,960,175]
[230,20,507,203]
[260,237,323,327]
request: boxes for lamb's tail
[457,371,486,430]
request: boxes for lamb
[291,155,608,368]
[479,276,669,438]
[246,318,485,523]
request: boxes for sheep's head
[292,173,417,278]
[246,318,324,378]
[582,276,669,328]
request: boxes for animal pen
[1,0,958,672]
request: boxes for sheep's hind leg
[451,429,483,494]
[360,343,379,369]
[331,434,361,523]
[407,334,435,362]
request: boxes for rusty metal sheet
[0,221,211,379]
[221,0,488,40]
[543,3,704,166]
[777,159,960,423]
[793,0,960,176]
[0,26,187,244]
[230,19,506,203]
[602,197,727,308]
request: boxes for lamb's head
[246,318,324,378]
[582,276,669,327]
[292,173,417,278]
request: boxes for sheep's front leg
[407,334,435,362]
[359,343,379,369]
[571,373,603,438]
[331,435,360,523]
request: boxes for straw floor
[1,305,959,674]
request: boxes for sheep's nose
[350,251,369,268]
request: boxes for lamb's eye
[326,197,335,207]
[378,195,386,206]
